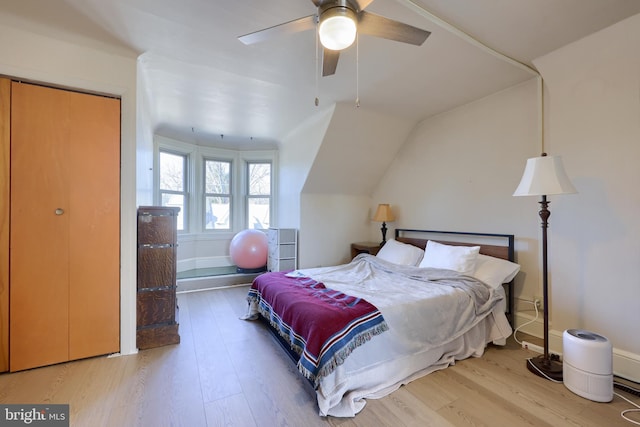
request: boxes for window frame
[245,160,272,230]
[154,135,277,238]
[156,146,192,232]
[203,156,233,231]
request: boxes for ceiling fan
[238,0,431,77]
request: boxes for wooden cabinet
[267,228,297,272]
[136,206,180,349]
[350,242,382,260]
[6,80,121,372]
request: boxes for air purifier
[563,329,613,402]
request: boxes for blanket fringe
[248,289,390,388]
[256,303,306,356]
[302,322,389,388]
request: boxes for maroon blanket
[247,272,388,385]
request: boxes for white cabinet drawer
[267,228,297,272]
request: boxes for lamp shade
[319,7,357,50]
[373,204,395,222]
[513,155,577,197]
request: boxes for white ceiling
[2,0,639,148]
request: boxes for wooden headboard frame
[395,229,515,326]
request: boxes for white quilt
[288,254,512,417]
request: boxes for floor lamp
[513,153,577,381]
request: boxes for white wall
[299,193,373,268]
[302,103,415,195]
[136,56,155,206]
[279,105,376,269]
[373,78,540,300]
[533,13,640,379]
[278,106,335,228]
[370,14,640,380]
[0,24,140,355]
[292,103,416,267]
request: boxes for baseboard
[611,348,640,383]
[177,273,258,293]
[177,256,232,272]
[515,312,640,383]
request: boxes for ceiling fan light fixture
[319,6,357,51]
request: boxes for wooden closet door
[10,82,71,371]
[0,79,10,372]
[10,82,120,371]
[67,89,120,360]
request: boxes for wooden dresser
[136,206,180,349]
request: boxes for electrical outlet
[534,298,541,309]
[522,341,543,353]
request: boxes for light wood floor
[1,285,637,426]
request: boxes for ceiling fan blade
[357,11,430,46]
[322,48,340,76]
[352,0,374,11]
[238,15,316,45]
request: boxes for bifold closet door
[66,85,120,361]
[10,82,120,371]
[0,79,10,372]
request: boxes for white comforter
[289,254,512,417]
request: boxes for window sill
[178,232,236,243]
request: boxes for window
[154,136,277,236]
[204,159,231,230]
[159,150,187,230]
[246,162,271,229]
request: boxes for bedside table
[351,242,382,260]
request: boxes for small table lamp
[373,204,395,246]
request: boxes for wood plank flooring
[0,285,637,426]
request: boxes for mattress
[248,254,513,417]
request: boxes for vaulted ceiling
[2,0,639,148]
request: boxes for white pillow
[418,240,480,275]
[376,239,424,266]
[472,254,520,289]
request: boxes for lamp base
[380,222,388,247]
[527,355,563,381]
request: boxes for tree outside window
[204,159,231,230]
[155,137,276,234]
[159,151,187,230]
[247,162,271,230]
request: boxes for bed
[244,229,519,417]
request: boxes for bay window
[155,136,277,236]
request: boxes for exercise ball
[229,229,268,269]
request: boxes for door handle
[55,208,64,215]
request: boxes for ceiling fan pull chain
[356,31,360,108]
[315,17,320,107]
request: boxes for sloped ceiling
[302,103,416,195]
[1,0,639,149]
